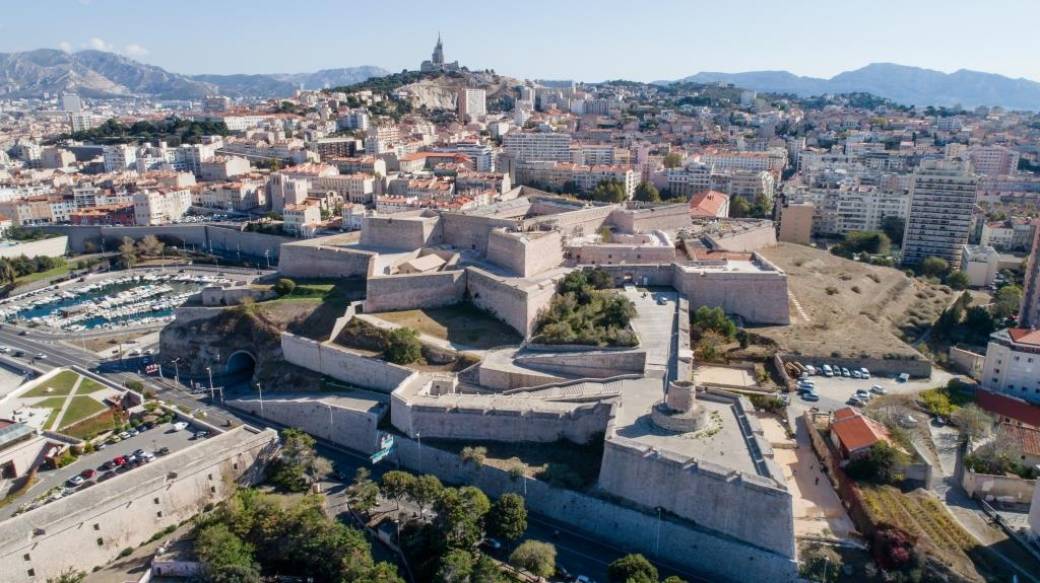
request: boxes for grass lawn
[13,264,71,287]
[21,371,81,397]
[62,408,119,440]
[57,396,107,429]
[34,396,67,430]
[372,302,522,349]
[78,378,107,394]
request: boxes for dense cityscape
[0,8,1040,583]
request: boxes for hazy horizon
[2,0,1038,83]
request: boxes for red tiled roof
[999,423,1040,457]
[689,190,729,217]
[977,389,1040,428]
[830,407,890,454]
[1007,328,1040,347]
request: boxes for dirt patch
[370,303,522,349]
[756,244,953,360]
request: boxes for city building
[901,160,978,266]
[688,190,729,218]
[1021,220,1040,329]
[981,328,1040,405]
[777,202,814,245]
[503,131,573,163]
[960,244,1001,288]
[132,189,192,226]
[457,88,487,122]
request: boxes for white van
[805,365,817,375]
[860,368,871,379]
[821,364,834,377]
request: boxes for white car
[870,385,886,395]
[0,346,9,353]
[172,421,189,431]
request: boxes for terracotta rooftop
[830,407,890,454]
[1007,328,1040,346]
[977,389,1040,428]
[688,190,729,217]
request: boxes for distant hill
[0,48,388,99]
[672,63,1040,110]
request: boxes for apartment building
[981,328,1040,405]
[979,219,1036,252]
[102,145,137,172]
[968,145,1020,176]
[777,202,815,245]
[516,161,636,198]
[699,148,786,174]
[198,156,251,182]
[901,160,978,266]
[458,88,487,121]
[312,174,376,204]
[283,202,322,235]
[199,181,266,211]
[503,131,573,163]
[132,189,192,226]
[1021,222,1040,329]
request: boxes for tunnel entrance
[224,351,257,377]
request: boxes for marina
[0,270,233,332]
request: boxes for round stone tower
[650,380,708,433]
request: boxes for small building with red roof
[829,407,892,459]
[688,190,730,218]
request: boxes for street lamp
[654,506,663,557]
[206,366,214,402]
[257,381,264,417]
[416,431,422,474]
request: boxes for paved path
[48,375,84,431]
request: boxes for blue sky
[2,0,1038,82]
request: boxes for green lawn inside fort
[370,302,523,349]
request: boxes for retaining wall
[364,270,467,313]
[280,333,415,392]
[229,394,385,453]
[779,353,931,379]
[962,469,1037,505]
[515,350,646,378]
[0,236,68,259]
[277,241,375,279]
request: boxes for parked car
[156,447,171,456]
[870,385,886,395]
[821,364,833,377]
[118,431,131,440]
[0,346,9,353]
[34,353,46,360]
[897,373,910,383]
[172,422,189,431]
[854,389,871,401]
[67,475,85,487]
[127,429,139,437]
[899,414,919,428]
[80,469,96,479]
[108,435,122,444]
[113,456,127,467]
[804,365,816,375]
[851,370,863,379]
[847,396,865,407]
[801,392,820,402]
[860,368,871,379]
[841,367,851,377]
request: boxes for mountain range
[669,63,1040,110]
[0,49,388,100]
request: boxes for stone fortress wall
[229,393,386,453]
[39,224,288,260]
[0,427,278,583]
[281,332,415,392]
[364,270,467,313]
[609,203,692,234]
[597,387,796,558]
[486,228,564,277]
[390,374,616,445]
[467,266,560,337]
[361,214,442,250]
[674,254,791,325]
[278,239,376,279]
[389,435,798,583]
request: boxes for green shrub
[273,278,296,296]
[385,327,422,365]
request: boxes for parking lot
[789,365,958,414]
[2,419,209,520]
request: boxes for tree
[844,441,905,484]
[509,540,556,578]
[729,196,751,218]
[435,549,475,583]
[47,570,87,583]
[269,428,331,492]
[608,554,658,583]
[472,552,508,583]
[195,523,261,583]
[880,216,905,246]
[273,278,296,296]
[408,474,443,519]
[950,404,994,442]
[584,267,614,290]
[349,468,381,514]
[380,470,415,512]
[690,306,737,340]
[0,258,16,285]
[633,181,661,203]
[386,327,422,364]
[662,152,683,169]
[460,445,487,467]
[750,193,773,218]
[359,562,408,583]
[118,236,138,268]
[695,330,727,362]
[434,486,491,550]
[992,284,1023,320]
[488,493,528,542]
[919,256,950,278]
[945,270,969,290]
[589,179,628,203]
[136,234,165,257]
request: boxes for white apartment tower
[901,160,978,267]
[458,88,487,122]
